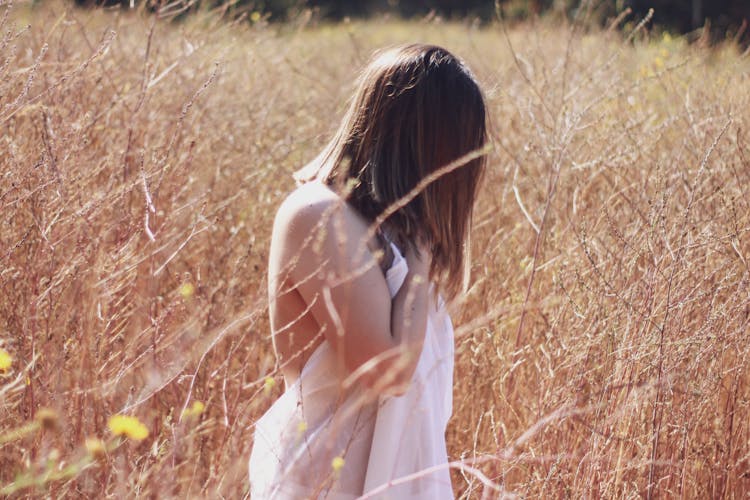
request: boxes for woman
[249,43,487,499]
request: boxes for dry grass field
[1,0,749,497]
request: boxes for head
[296,43,488,299]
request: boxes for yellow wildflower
[250,11,261,23]
[189,400,205,414]
[297,420,308,435]
[179,283,195,299]
[0,348,12,372]
[182,400,205,418]
[331,456,345,473]
[107,415,149,441]
[263,376,275,395]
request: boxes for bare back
[267,181,393,387]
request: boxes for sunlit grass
[1,0,749,497]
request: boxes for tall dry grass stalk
[1,0,748,497]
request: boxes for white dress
[249,241,455,499]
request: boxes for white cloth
[249,241,455,499]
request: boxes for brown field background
[1,1,749,497]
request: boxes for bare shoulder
[275,181,339,225]
[273,181,368,246]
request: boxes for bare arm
[272,190,430,395]
[381,241,431,394]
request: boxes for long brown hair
[295,43,488,299]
